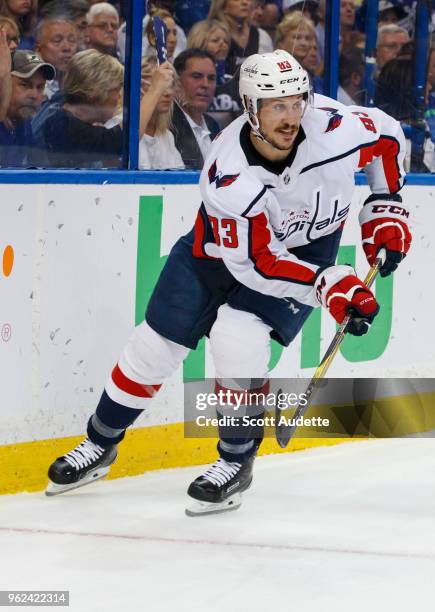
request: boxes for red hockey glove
[315,265,380,336]
[359,195,412,277]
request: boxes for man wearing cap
[378,1,409,27]
[0,47,55,167]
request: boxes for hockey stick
[275,248,386,449]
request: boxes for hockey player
[46,50,411,515]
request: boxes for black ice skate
[186,455,255,516]
[45,438,118,496]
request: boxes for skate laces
[202,458,242,487]
[64,438,105,471]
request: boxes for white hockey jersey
[193,93,406,306]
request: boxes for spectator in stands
[151,0,176,12]
[275,12,319,75]
[171,48,220,170]
[425,47,435,144]
[376,24,409,71]
[316,0,356,64]
[338,46,364,105]
[86,2,119,57]
[0,46,55,167]
[35,17,78,99]
[175,0,211,34]
[0,0,37,49]
[375,43,433,172]
[0,15,19,50]
[375,44,414,120]
[117,0,187,64]
[208,0,273,75]
[139,56,184,169]
[187,18,242,127]
[340,30,365,53]
[145,8,177,62]
[37,49,124,167]
[251,0,264,26]
[40,0,90,52]
[303,32,320,77]
[282,0,319,23]
[377,0,409,27]
[36,48,160,168]
[254,1,281,43]
[187,18,230,82]
[340,0,356,33]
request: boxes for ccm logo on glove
[315,265,379,336]
[371,204,409,217]
[359,197,412,277]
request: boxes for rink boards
[1,181,434,493]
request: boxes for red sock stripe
[111,364,161,398]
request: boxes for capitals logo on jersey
[273,189,350,243]
[319,107,343,133]
[208,160,240,189]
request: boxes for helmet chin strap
[246,101,279,148]
[246,112,267,143]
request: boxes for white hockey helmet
[239,49,310,135]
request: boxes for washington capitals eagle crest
[208,160,240,189]
[319,107,343,133]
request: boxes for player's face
[257,95,306,151]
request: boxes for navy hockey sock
[215,379,267,462]
[217,413,264,462]
[87,390,143,447]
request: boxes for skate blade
[45,466,110,496]
[185,493,242,517]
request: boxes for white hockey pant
[105,304,272,411]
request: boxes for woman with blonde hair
[0,0,37,49]
[208,0,273,75]
[187,18,242,128]
[276,11,322,92]
[187,18,231,82]
[275,11,318,71]
[0,15,19,50]
[38,49,172,168]
[187,18,230,64]
[139,55,184,169]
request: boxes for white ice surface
[1,439,435,612]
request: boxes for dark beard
[266,132,297,151]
